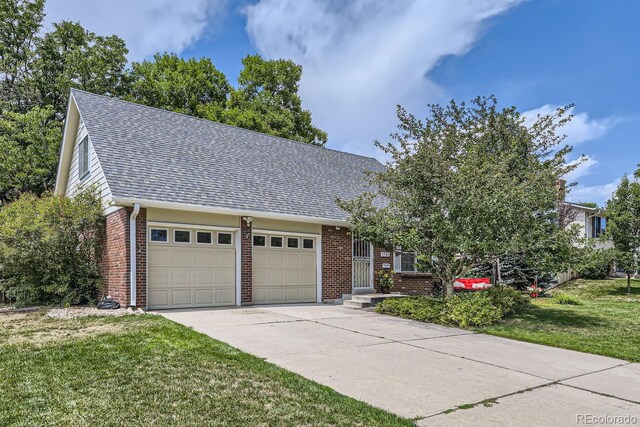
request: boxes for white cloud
[43,0,227,60]
[565,155,598,182]
[522,104,614,146]
[567,178,620,206]
[244,0,523,156]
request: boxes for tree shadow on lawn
[509,305,607,329]
[604,284,640,297]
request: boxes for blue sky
[45,0,640,205]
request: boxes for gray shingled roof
[71,89,385,222]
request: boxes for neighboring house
[54,90,435,309]
[564,202,612,249]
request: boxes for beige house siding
[64,120,115,213]
[146,208,240,228]
[252,217,321,235]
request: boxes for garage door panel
[149,289,170,308]
[148,226,237,309]
[253,244,317,304]
[149,247,171,266]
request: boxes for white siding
[64,120,115,213]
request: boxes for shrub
[484,285,530,316]
[376,286,529,328]
[577,247,613,280]
[442,293,503,328]
[0,188,104,306]
[552,293,582,305]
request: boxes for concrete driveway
[158,304,640,426]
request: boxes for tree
[34,21,129,117]
[339,96,580,296]
[128,53,230,118]
[605,169,640,294]
[0,106,61,204]
[0,0,44,111]
[220,55,327,145]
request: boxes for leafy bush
[484,285,530,316]
[376,286,530,328]
[442,293,503,328]
[552,293,582,305]
[0,189,104,306]
[577,247,614,280]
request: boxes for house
[54,90,436,309]
[564,202,608,244]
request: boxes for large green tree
[220,55,327,145]
[0,106,60,204]
[0,0,44,111]
[605,169,640,294]
[34,21,129,117]
[339,97,580,296]
[128,53,230,118]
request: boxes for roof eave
[111,197,351,227]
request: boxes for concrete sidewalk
[158,304,640,426]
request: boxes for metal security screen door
[352,236,373,290]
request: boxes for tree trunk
[445,281,455,297]
[628,273,632,295]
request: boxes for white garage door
[147,225,236,309]
[252,233,317,304]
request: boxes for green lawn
[479,278,640,362]
[0,312,412,427]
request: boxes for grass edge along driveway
[0,312,413,426]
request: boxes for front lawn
[480,278,640,362]
[0,312,412,426]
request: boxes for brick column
[321,226,352,301]
[241,218,252,305]
[134,208,147,308]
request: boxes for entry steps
[342,293,407,309]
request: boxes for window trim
[394,249,418,273]
[217,232,233,246]
[252,234,266,247]
[149,228,169,244]
[196,231,213,245]
[287,237,299,249]
[173,229,192,244]
[78,136,90,181]
[270,235,284,248]
[302,238,314,250]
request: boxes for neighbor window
[253,235,266,247]
[394,250,417,273]
[303,238,314,249]
[270,236,283,248]
[174,230,191,243]
[150,228,168,243]
[78,136,90,180]
[196,231,212,244]
[217,232,232,245]
[591,216,606,238]
[287,237,299,248]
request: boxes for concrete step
[342,299,372,309]
[351,293,407,306]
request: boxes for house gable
[54,94,115,213]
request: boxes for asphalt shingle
[71,89,384,222]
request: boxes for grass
[479,278,640,362]
[0,312,412,427]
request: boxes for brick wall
[101,208,129,305]
[372,245,436,296]
[100,207,147,307]
[321,226,352,301]
[241,219,252,305]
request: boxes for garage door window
[270,236,283,248]
[150,228,168,243]
[253,235,266,247]
[287,237,299,249]
[174,230,191,244]
[217,232,232,245]
[196,231,212,245]
[303,238,314,249]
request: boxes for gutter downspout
[130,203,141,307]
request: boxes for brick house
[54,90,436,309]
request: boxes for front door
[352,236,373,291]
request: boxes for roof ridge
[70,88,381,163]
